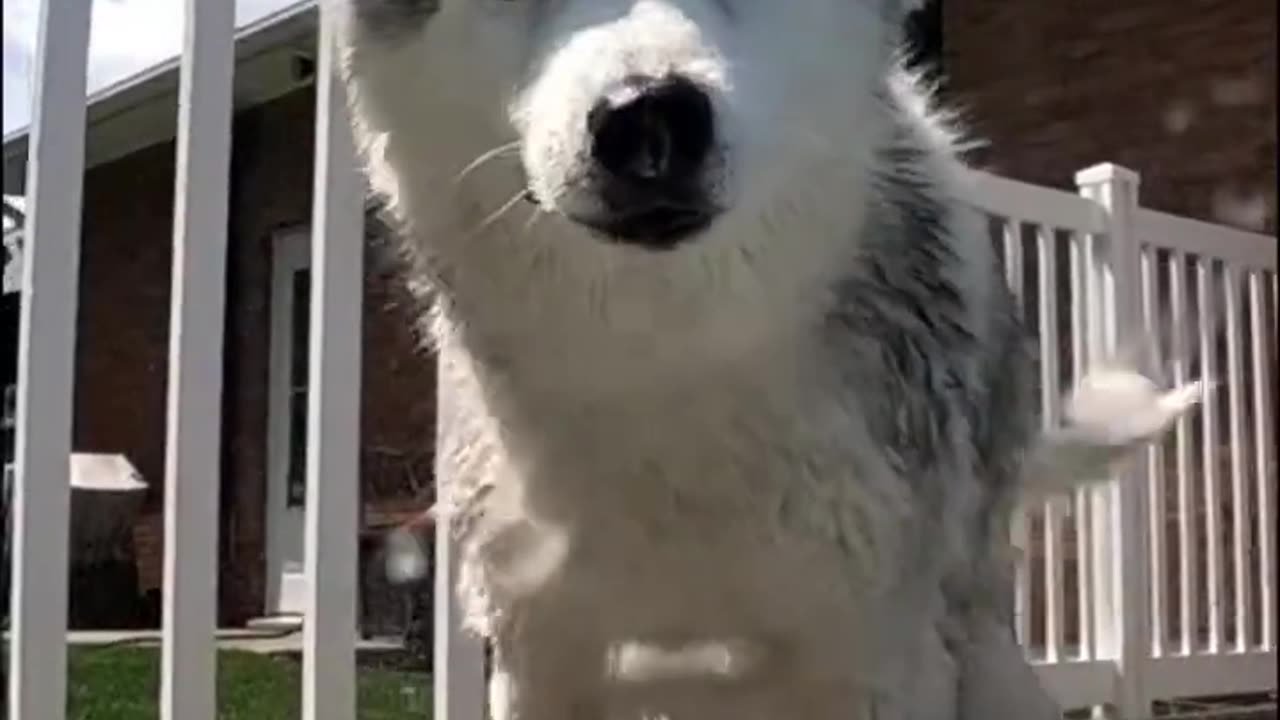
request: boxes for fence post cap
[1074,163,1141,188]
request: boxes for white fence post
[159,0,236,717]
[302,5,365,720]
[6,1,92,718]
[1250,271,1276,651]
[1076,164,1151,719]
[434,351,489,719]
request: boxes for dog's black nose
[588,75,714,187]
[579,76,718,248]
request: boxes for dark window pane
[287,389,309,508]
[291,269,311,387]
[1,384,13,468]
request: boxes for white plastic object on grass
[385,525,430,585]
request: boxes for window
[1,293,16,479]
[2,384,13,470]
[286,268,311,508]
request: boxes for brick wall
[220,88,437,623]
[75,139,177,625]
[73,87,437,627]
[211,87,437,623]
[943,0,1277,233]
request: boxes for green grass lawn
[62,646,432,720]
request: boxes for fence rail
[4,2,1276,719]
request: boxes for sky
[2,0,300,135]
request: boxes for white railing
[967,166,1278,717]
[8,2,362,720]
[3,2,1275,720]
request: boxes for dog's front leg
[490,621,606,720]
[494,663,605,720]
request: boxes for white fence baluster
[1003,218,1024,307]
[6,2,92,718]
[160,1,236,717]
[1249,271,1275,650]
[1068,228,1095,661]
[302,6,365,720]
[1167,250,1197,657]
[1011,507,1032,649]
[1140,247,1169,658]
[1043,504,1065,661]
[1222,266,1251,652]
[1197,258,1224,655]
[1038,224,1066,662]
[1073,496,1093,662]
[1002,216,1033,650]
[434,352,490,719]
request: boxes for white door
[266,228,311,615]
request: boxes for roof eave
[3,0,319,193]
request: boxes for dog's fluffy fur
[332,2,1200,718]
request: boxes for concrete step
[244,614,303,633]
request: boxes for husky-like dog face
[338,0,923,373]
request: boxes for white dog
[333,2,1201,718]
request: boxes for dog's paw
[1022,367,1206,501]
[1063,368,1205,445]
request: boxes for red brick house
[2,4,437,631]
[0,0,1273,632]
[942,0,1275,234]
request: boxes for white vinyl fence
[3,2,1276,719]
[8,2,361,720]
[969,168,1278,717]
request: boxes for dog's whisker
[521,206,545,236]
[454,141,522,185]
[467,189,531,237]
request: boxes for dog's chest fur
[444,340,890,633]
[433,187,1028,685]
[405,115,1039,719]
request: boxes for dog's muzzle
[569,74,720,250]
